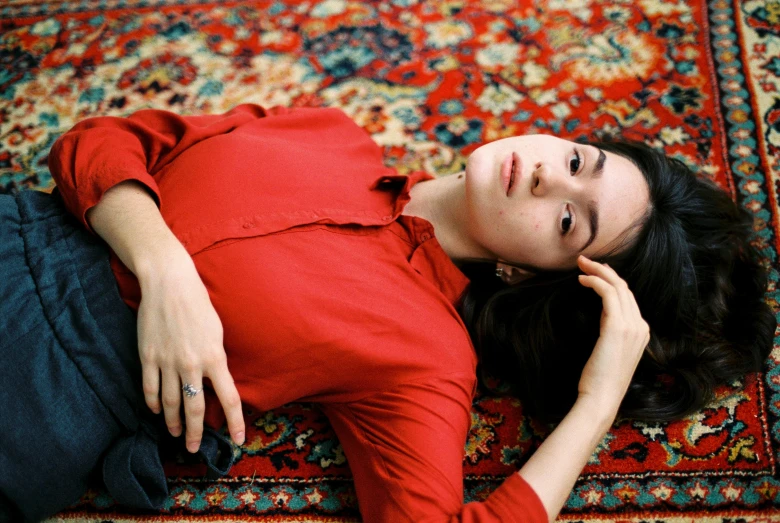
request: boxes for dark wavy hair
[459,138,776,423]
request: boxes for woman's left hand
[136,253,245,453]
[576,255,650,418]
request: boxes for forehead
[584,150,650,258]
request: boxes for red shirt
[49,104,547,523]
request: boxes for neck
[402,172,492,263]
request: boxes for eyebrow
[577,147,606,253]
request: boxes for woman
[0,103,773,522]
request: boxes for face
[463,134,650,271]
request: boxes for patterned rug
[2,0,780,521]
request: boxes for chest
[192,224,474,386]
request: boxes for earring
[495,267,504,277]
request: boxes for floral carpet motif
[2,0,779,521]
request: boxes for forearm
[517,398,616,523]
[85,180,190,281]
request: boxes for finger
[581,274,650,351]
[578,274,621,313]
[578,256,625,289]
[162,371,183,437]
[142,363,161,415]
[209,365,245,446]
[578,256,634,314]
[181,377,205,453]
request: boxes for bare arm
[47,106,281,453]
[519,256,650,522]
[518,398,614,522]
[86,180,186,279]
[86,180,246,451]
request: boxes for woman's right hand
[576,255,650,418]
[516,256,651,521]
[136,254,246,453]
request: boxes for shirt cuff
[482,472,548,523]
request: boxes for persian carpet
[2,0,780,521]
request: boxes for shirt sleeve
[47,103,290,234]
[320,374,548,523]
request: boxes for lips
[501,153,512,195]
[501,152,521,196]
[509,159,516,192]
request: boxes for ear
[496,262,534,285]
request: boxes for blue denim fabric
[0,190,234,523]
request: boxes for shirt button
[420,233,430,241]
[381,215,391,221]
[243,222,255,229]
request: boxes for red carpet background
[1,0,779,521]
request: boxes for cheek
[510,212,542,233]
[522,213,542,231]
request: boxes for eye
[570,149,582,175]
[561,205,574,235]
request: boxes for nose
[532,161,576,197]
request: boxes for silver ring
[182,383,203,398]
[495,267,504,277]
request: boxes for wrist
[134,239,193,285]
[572,395,621,430]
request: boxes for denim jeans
[0,189,233,522]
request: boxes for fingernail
[188,442,200,453]
[235,431,245,445]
